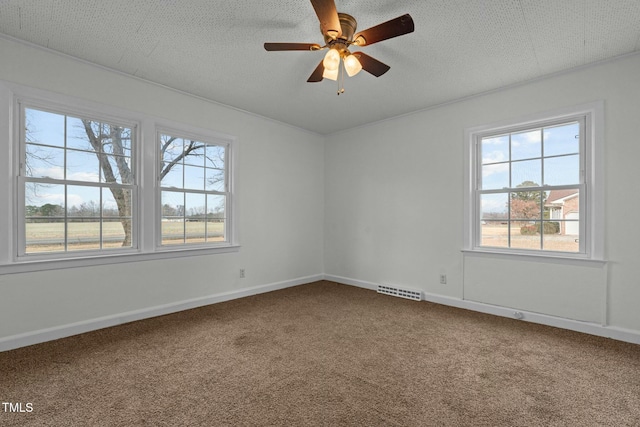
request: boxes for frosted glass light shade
[322,67,339,81]
[323,49,340,71]
[344,54,362,77]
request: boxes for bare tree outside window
[22,106,229,255]
[158,132,227,245]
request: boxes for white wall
[325,53,640,337]
[0,37,325,344]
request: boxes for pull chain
[337,61,345,95]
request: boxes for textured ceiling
[1,0,639,134]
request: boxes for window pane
[110,188,133,221]
[161,191,185,245]
[540,220,579,252]
[161,192,184,220]
[25,220,65,253]
[25,182,65,215]
[185,192,205,219]
[161,162,183,188]
[544,155,579,186]
[102,125,132,156]
[161,225,184,245]
[480,220,508,248]
[102,154,133,184]
[67,150,100,183]
[101,188,130,248]
[184,165,205,190]
[67,185,100,218]
[103,218,127,249]
[102,188,119,217]
[183,141,206,166]
[207,194,225,217]
[185,193,206,243]
[68,219,101,251]
[25,183,65,253]
[163,191,184,215]
[511,129,541,160]
[25,108,65,147]
[480,193,508,220]
[542,232,579,252]
[161,135,184,163]
[511,159,541,187]
[207,194,225,241]
[544,188,580,252]
[510,221,541,250]
[185,221,206,244]
[481,163,509,190]
[206,168,225,192]
[25,145,65,179]
[206,145,225,169]
[481,135,509,164]
[66,117,92,151]
[510,190,542,220]
[545,189,579,216]
[544,122,579,157]
[563,216,580,236]
[206,218,225,242]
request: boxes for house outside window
[546,190,579,235]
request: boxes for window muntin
[20,106,136,256]
[476,119,584,254]
[158,131,228,247]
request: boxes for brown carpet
[1,281,639,426]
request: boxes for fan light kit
[264,0,414,95]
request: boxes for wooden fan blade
[352,52,390,77]
[264,43,322,51]
[307,60,325,82]
[310,0,342,38]
[353,14,414,46]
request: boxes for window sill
[461,249,607,267]
[0,245,241,275]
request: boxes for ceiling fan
[264,0,414,93]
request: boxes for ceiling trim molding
[0,33,323,137]
[326,50,640,138]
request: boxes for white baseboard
[324,275,378,291]
[323,274,640,345]
[0,274,323,352]
[4,273,638,352]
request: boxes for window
[1,83,237,273]
[464,103,603,260]
[19,105,137,257]
[158,129,229,247]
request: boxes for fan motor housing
[323,13,357,43]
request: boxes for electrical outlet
[239,269,245,278]
[439,274,447,284]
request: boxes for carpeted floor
[1,281,639,426]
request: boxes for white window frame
[155,125,234,251]
[0,81,239,275]
[16,100,141,261]
[463,101,604,263]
